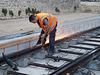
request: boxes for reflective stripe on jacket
[36,13,57,35]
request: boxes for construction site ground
[0,12,100,37]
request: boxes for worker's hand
[41,34,46,39]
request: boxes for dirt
[0,12,99,37]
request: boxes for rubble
[87,60,100,70]
[59,42,69,49]
[16,58,30,67]
[70,68,92,75]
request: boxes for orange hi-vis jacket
[36,13,57,35]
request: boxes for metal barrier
[0,17,100,57]
[56,17,100,40]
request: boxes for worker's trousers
[37,24,57,53]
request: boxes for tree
[32,8,40,14]
[2,8,7,16]
[25,7,41,16]
[74,6,77,10]
[9,10,14,17]
[32,8,37,14]
[25,9,28,15]
[28,7,31,13]
[18,10,22,16]
[55,7,60,12]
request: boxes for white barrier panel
[56,17,100,40]
[0,49,3,56]
[0,17,100,57]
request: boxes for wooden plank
[0,36,39,49]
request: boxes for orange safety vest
[36,13,57,35]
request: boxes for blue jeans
[37,23,57,53]
[49,24,57,53]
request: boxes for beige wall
[0,0,80,19]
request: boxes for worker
[29,13,57,55]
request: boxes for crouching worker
[29,13,57,55]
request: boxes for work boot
[47,50,55,56]
[47,52,54,56]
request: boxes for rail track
[0,17,100,75]
[0,26,100,75]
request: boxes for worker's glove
[41,34,46,39]
[35,44,41,47]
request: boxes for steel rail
[0,27,100,75]
[0,27,99,64]
[49,46,100,75]
[0,45,42,63]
